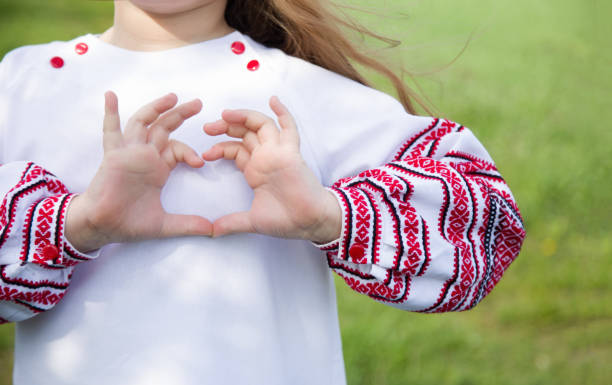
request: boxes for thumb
[103,91,123,152]
[212,212,254,237]
[160,214,213,238]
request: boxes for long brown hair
[225,0,428,115]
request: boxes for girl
[0,1,525,384]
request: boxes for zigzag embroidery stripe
[450,171,479,311]
[425,125,463,158]
[471,197,498,308]
[0,265,69,290]
[0,179,47,249]
[465,171,504,181]
[359,188,381,265]
[21,198,45,263]
[387,163,451,243]
[435,168,475,313]
[416,220,431,277]
[349,180,402,283]
[491,190,524,227]
[327,254,375,280]
[14,299,46,313]
[369,272,411,304]
[54,194,71,251]
[332,188,353,261]
[420,247,460,313]
[394,118,439,160]
[445,151,497,170]
[64,242,91,262]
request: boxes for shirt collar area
[80,30,244,57]
[42,30,269,76]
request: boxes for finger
[162,139,205,169]
[212,212,253,237]
[204,119,248,138]
[124,93,178,144]
[102,91,123,152]
[204,120,260,152]
[202,119,231,136]
[221,109,279,144]
[202,141,251,171]
[149,98,203,150]
[160,214,213,238]
[269,96,300,147]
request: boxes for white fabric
[0,30,430,385]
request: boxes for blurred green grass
[1,0,610,384]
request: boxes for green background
[1,0,610,384]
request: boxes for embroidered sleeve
[0,161,98,323]
[316,118,525,312]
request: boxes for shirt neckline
[82,30,243,57]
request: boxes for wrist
[65,194,109,252]
[308,188,342,245]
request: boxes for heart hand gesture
[66,92,213,252]
[202,97,341,244]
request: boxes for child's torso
[4,33,346,385]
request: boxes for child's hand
[65,92,213,252]
[202,96,341,244]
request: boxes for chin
[129,0,225,15]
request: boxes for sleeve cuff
[21,193,99,267]
[313,186,383,266]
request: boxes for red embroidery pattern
[331,259,412,303]
[0,163,47,248]
[394,118,439,160]
[468,184,525,309]
[403,158,477,312]
[407,119,459,159]
[349,168,431,277]
[21,193,77,267]
[0,286,65,308]
[346,188,375,264]
[33,196,62,265]
[0,163,93,322]
[445,151,498,174]
[317,120,525,312]
[352,179,403,276]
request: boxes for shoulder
[241,35,435,182]
[244,35,433,129]
[245,35,404,112]
[1,40,62,72]
[0,35,87,89]
[242,34,428,136]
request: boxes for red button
[75,42,88,55]
[348,245,366,260]
[50,56,64,68]
[247,60,260,71]
[231,41,245,55]
[40,245,60,261]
